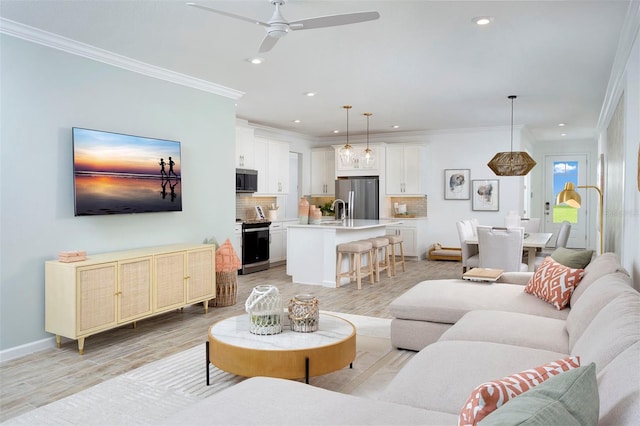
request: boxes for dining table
[465,232,553,272]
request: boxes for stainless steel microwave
[236,168,258,193]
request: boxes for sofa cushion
[389,280,569,324]
[381,340,568,414]
[571,252,629,307]
[571,290,640,373]
[596,342,640,426]
[459,356,580,425]
[479,363,599,426]
[550,246,594,269]
[524,257,584,310]
[439,310,569,354]
[162,376,459,425]
[566,272,634,350]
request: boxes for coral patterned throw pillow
[524,256,584,309]
[458,356,581,426]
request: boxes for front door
[544,155,588,248]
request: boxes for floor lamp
[555,182,604,254]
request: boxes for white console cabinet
[45,243,215,354]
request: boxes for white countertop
[287,219,400,230]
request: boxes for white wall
[424,127,526,247]
[0,35,237,353]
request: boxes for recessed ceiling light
[304,92,316,97]
[293,119,301,123]
[248,57,264,65]
[333,130,340,134]
[558,123,566,127]
[472,16,493,26]
[391,125,400,129]
[561,133,568,137]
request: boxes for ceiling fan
[187,1,380,53]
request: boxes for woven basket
[210,271,238,307]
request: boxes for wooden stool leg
[336,252,342,287]
[384,245,391,278]
[355,252,362,290]
[399,242,406,272]
[373,247,380,282]
[368,249,375,284]
[389,243,396,276]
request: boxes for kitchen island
[286,219,400,287]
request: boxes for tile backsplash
[236,195,277,221]
[388,197,428,217]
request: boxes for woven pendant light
[487,95,536,176]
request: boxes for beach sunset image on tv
[72,127,182,216]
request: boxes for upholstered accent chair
[477,226,528,272]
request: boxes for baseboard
[0,336,58,363]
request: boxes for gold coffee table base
[206,313,356,384]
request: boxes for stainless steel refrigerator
[335,177,379,220]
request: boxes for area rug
[5,312,414,425]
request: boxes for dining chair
[456,220,479,273]
[535,221,571,268]
[477,225,528,272]
[521,218,541,233]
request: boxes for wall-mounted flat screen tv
[73,127,182,216]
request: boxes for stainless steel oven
[240,221,270,275]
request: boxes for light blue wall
[0,35,237,351]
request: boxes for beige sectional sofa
[165,253,639,425]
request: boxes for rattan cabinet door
[154,252,186,312]
[118,257,153,322]
[186,247,215,302]
[77,263,118,336]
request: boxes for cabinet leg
[203,300,209,314]
[78,338,85,355]
[56,335,62,348]
[132,322,137,329]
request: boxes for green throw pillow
[551,247,594,269]
[479,363,599,426]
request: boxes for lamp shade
[555,182,582,208]
[487,151,537,176]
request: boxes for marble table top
[209,313,356,350]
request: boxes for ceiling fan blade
[186,2,269,27]
[259,35,280,53]
[289,11,380,31]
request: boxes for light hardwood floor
[0,259,460,422]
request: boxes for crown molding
[0,18,244,100]
[597,0,639,128]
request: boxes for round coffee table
[206,313,356,384]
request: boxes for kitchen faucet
[332,199,346,220]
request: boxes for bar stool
[366,237,391,282]
[336,240,374,290]
[384,234,406,276]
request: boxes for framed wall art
[444,169,470,200]
[472,179,499,211]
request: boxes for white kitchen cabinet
[45,244,215,354]
[310,148,335,196]
[385,144,427,195]
[235,126,255,169]
[254,137,290,195]
[269,222,286,264]
[386,218,428,259]
[333,143,385,176]
[233,223,242,261]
